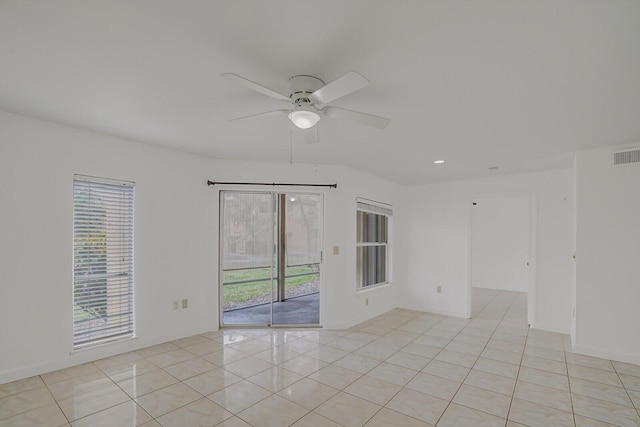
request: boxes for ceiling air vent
[613,148,640,166]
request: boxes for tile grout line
[91,357,159,424]
[392,311,474,425]
[504,294,533,426]
[38,374,71,426]
[12,292,640,426]
[565,344,578,427]
[508,311,579,427]
[473,291,524,425]
[300,309,449,425]
[216,327,371,425]
[611,362,640,420]
[433,289,520,426]
[93,338,249,425]
[336,310,448,426]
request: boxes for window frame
[356,199,393,291]
[72,174,135,349]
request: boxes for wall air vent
[613,148,640,166]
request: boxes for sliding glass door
[220,191,322,327]
[220,192,274,326]
[272,194,322,325]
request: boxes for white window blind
[286,194,322,267]
[356,199,392,289]
[221,192,274,271]
[73,176,134,348]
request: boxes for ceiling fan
[221,71,390,130]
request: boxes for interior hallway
[1,289,639,426]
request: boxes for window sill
[71,335,137,354]
[356,282,392,294]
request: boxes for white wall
[6,108,615,382]
[574,144,640,364]
[0,111,402,384]
[400,169,574,333]
[471,196,530,292]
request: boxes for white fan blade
[323,106,390,129]
[309,71,369,105]
[221,73,290,102]
[228,109,288,123]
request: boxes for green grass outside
[74,306,94,321]
[223,265,318,304]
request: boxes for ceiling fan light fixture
[288,109,320,129]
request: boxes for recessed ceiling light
[433,160,445,164]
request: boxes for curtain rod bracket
[207,180,337,189]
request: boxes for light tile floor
[2,288,640,426]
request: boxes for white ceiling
[1,1,639,184]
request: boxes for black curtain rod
[207,180,337,189]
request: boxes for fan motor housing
[289,75,324,104]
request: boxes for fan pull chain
[289,127,294,164]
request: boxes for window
[356,199,392,289]
[73,175,134,348]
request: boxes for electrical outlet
[182,299,188,309]
[365,298,369,306]
[437,286,442,294]
[173,300,179,310]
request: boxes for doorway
[219,191,322,327]
[470,195,534,324]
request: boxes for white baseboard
[0,325,210,385]
[323,306,395,330]
[572,344,640,366]
[530,322,570,336]
[396,302,469,319]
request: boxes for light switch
[333,246,340,255]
